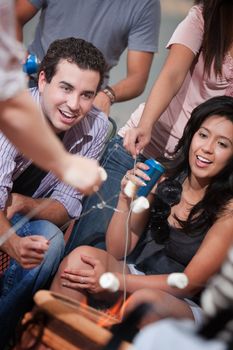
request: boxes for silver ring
[125,174,130,180]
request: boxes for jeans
[65,135,145,254]
[0,214,65,348]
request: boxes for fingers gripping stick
[63,166,107,190]
[124,180,137,198]
[124,182,149,213]
[124,158,165,213]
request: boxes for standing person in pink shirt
[124,0,233,157]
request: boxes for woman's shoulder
[184,4,204,30]
[167,4,204,55]
[188,4,203,18]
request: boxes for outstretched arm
[123,44,195,156]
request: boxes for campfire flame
[76,297,124,328]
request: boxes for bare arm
[123,44,195,155]
[6,193,70,227]
[106,162,154,259]
[115,204,233,297]
[0,91,69,176]
[15,0,39,41]
[106,193,150,259]
[94,50,154,115]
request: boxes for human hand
[6,234,49,269]
[61,254,106,294]
[123,126,152,157]
[120,162,150,199]
[93,91,111,116]
[62,155,107,195]
[6,193,30,220]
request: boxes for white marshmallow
[99,167,108,181]
[124,180,137,198]
[167,273,189,289]
[99,272,120,292]
[131,196,150,213]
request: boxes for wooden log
[15,290,133,350]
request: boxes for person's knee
[125,289,166,314]
[128,288,157,304]
[36,220,63,240]
[57,245,97,274]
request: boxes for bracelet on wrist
[101,85,116,105]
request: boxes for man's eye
[82,93,94,100]
[61,86,71,92]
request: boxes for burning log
[15,290,133,350]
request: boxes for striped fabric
[201,246,233,342]
[0,88,109,218]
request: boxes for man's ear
[38,71,47,93]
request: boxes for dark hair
[194,0,233,76]
[158,96,233,237]
[38,37,106,91]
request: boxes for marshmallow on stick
[131,196,150,213]
[167,273,189,289]
[99,272,120,292]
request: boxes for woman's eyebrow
[200,126,233,145]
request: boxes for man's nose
[67,94,80,111]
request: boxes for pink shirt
[119,5,233,158]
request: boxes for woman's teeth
[197,155,212,164]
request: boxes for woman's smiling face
[189,115,233,182]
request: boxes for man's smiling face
[38,59,100,133]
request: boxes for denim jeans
[0,213,65,348]
[65,135,146,254]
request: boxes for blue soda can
[137,159,165,197]
[23,54,40,75]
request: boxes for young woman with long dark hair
[51,96,233,325]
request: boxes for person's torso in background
[28,0,160,86]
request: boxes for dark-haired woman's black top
[127,173,207,277]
